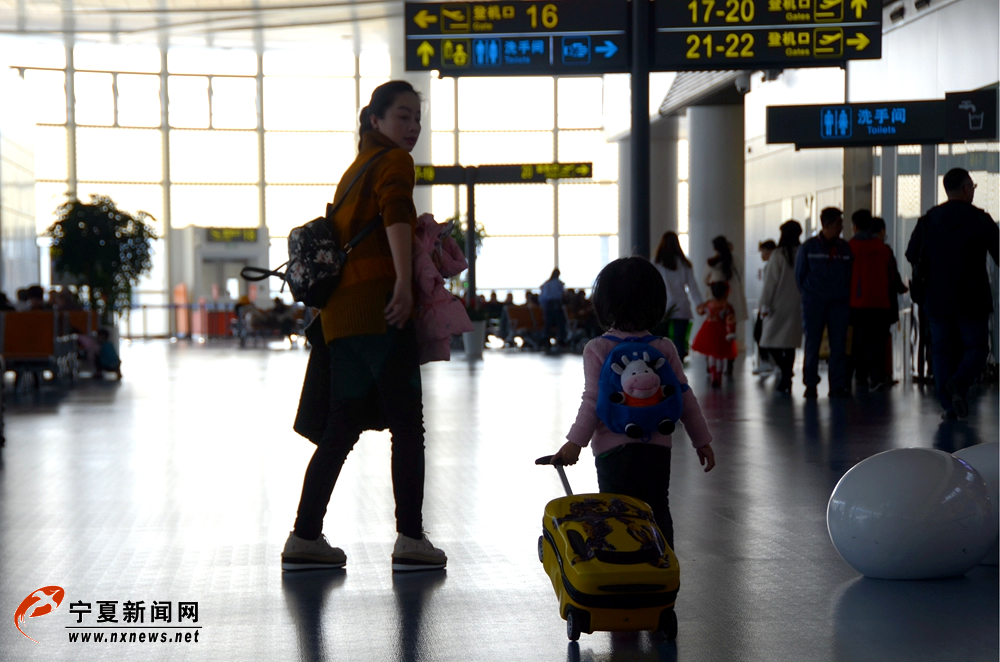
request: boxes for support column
[630,0,652,258]
[843,146,874,231]
[687,105,744,287]
[389,16,432,215]
[919,144,937,216]
[617,136,631,257]
[687,104,745,344]
[649,115,680,247]
[880,146,906,384]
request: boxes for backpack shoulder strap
[327,148,392,250]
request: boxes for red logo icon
[14,586,65,643]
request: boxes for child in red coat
[692,281,737,387]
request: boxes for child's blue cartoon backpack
[596,336,687,442]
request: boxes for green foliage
[448,215,486,256]
[46,194,158,322]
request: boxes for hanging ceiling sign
[206,228,258,243]
[766,89,998,148]
[653,0,882,71]
[404,1,629,76]
[414,163,593,185]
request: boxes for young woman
[282,81,446,573]
[653,231,703,361]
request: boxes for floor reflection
[832,568,999,662]
[391,572,447,662]
[933,419,985,452]
[282,570,347,662]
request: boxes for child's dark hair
[358,81,420,149]
[591,257,666,332]
[710,281,729,300]
[97,327,110,341]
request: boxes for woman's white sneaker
[281,532,346,571]
[391,533,447,572]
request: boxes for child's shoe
[392,533,447,572]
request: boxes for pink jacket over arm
[413,214,473,364]
[566,328,713,456]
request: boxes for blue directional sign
[562,37,591,65]
[767,89,998,148]
[820,106,852,139]
[405,1,629,76]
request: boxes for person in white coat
[759,220,804,394]
[653,231,703,361]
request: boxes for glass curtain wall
[14,38,620,324]
[429,75,618,302]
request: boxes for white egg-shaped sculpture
[954,442,1000,566]
[827,448,997,579]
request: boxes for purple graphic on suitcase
[556,497,671,569]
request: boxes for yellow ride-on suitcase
[535,455,680,641]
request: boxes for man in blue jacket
[796,207,853,398]
[906,168,999,420]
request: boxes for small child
[692,281,737,388]
[95,328,122,380]
[551,257,715,550]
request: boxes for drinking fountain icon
[958,100,984,131]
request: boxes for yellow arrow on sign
[413,9,437,29]
[850,0,867,19]
[846,33,870,50]
[416,41,435,66]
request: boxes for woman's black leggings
[293,323,425,541]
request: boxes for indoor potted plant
[447,215,488,358]
[46,194,158,326]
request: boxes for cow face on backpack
[596,336,687,441]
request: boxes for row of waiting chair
[500,304,592,351]
[0,310,101,386]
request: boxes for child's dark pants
[294,323,425,541]
[595,443,674,550]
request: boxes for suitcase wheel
[565,606,590,641]
[538,535,544,563]
[566,608,581,641]
[656,608,678,640]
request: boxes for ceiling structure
[0,0,404,49]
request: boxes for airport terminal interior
[0,0,998,659]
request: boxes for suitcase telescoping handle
[535,455,573,496]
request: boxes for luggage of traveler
[535,455,679,641]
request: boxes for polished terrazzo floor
[0,340,997,662]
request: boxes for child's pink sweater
[566,328,713,455]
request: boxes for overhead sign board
[766,89,998,148]
[414,162,593,185]
[653,0,881,70]
[404,1,628,76]
[206,228,258,243]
